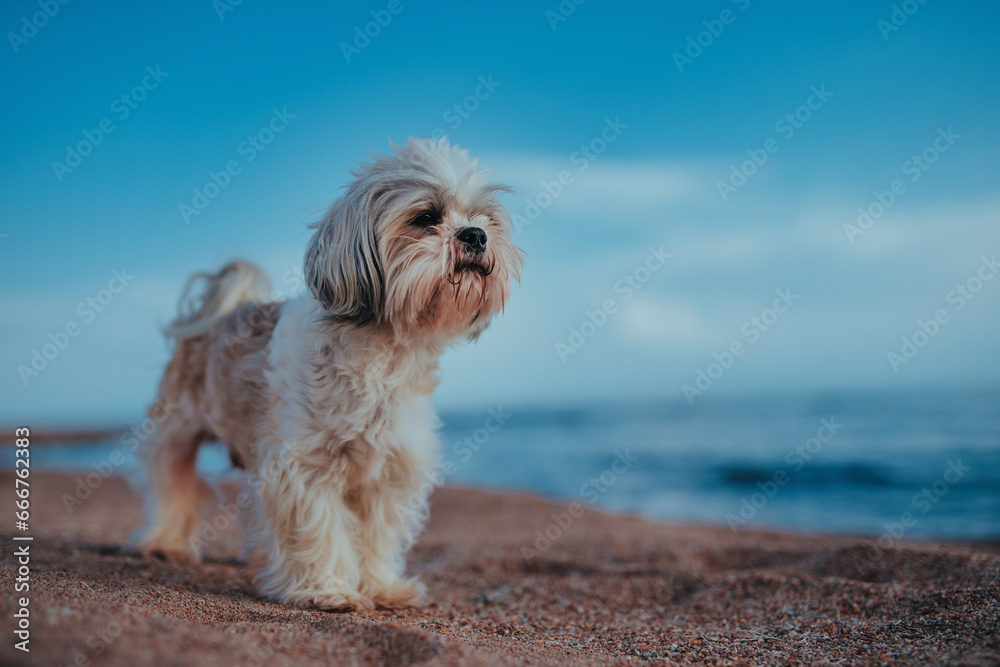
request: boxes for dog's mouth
[454,260,492,277]
[437,252,500,321]
[444,244,496,287]
[446,257,494,286]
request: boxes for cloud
[488,153,710,223]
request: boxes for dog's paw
[370,578,428,609]
[309,590,374,613]
[138,536,199,562]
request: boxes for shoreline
[1,471,997,665]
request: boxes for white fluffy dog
[138,138,521,611]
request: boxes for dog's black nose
[457,227,487,252]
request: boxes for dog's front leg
[251,449,372,611]
[354,477,430,608]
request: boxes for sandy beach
[1,470,997,666]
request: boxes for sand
[1,470,997,666]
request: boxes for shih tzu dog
[138,137,521,610]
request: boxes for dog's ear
[305,197,383,325]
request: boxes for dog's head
[305,137,522,341]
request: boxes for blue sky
[1,0,998,425]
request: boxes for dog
[138,137,522,611]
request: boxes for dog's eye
[412,211,439,227]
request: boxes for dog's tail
[164,260,271,341]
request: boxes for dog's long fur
[139,138,521,610]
